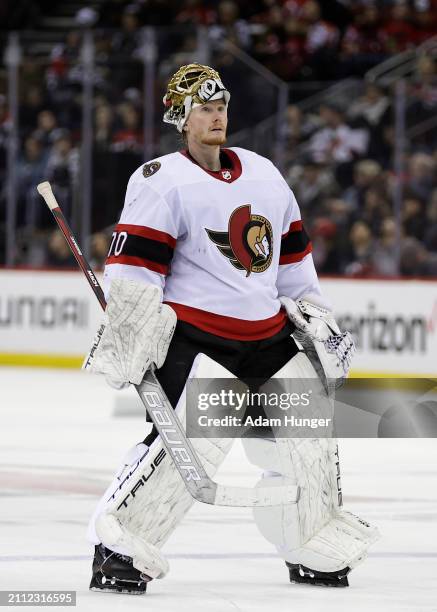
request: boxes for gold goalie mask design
[163,63,230,132]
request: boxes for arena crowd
[0,0,436,276]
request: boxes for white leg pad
[242,351,380,573]
[88,354,235,577]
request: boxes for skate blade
[89,585,147,595]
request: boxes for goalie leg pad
[88,354,235,576]
[242,352,379,573]
[243,436,379,573]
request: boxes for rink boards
[0,269,436,376]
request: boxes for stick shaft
[50,207,106,310]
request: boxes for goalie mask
[163,63,230,133]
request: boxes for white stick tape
[37,181,59,211]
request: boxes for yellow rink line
[349,371,434,379]
[0,353,84,368]
[0,353,434,382]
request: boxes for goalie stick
[37,181,298,508]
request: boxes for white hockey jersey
[104,147,323,340]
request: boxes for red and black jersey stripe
[106,223,176,275]
[279,220,312,264]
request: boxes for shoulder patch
[143,161,161,178]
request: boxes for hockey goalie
[83,63,380,594]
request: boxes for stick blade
[213,483,299,507]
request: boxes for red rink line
[0,471,106,495]
[1,471,435,504]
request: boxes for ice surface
[1,367,436,611]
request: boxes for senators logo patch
[206,205,273,276]
[142,161,161,178]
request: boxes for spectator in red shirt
[111,102,143,154]
[282,0,319,22]
[412,2,437,45]
[382,3,417,54]
[340,6,387,76]
[176,0,216,25]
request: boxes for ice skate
[89,544,152,595]
[286,562,350,588]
